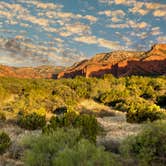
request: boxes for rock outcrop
[0,65,64,79]
[58,44,166,78]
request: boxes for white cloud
[108,20,148,29]
[157,36,166,43]
[45,11,97,24]
[59,31,73,37]
[129,3,149,16]
[137,22,148,29]
[0,11,13,19]
[98,9,126,23]
[99,0,166,19]
[74,36,97,44]
[151,27,161,36]
[84,15,98,23]
[66,23,90,34]
[98,0,137,6]
[59,23,91,37]
[99,9,126,17]
[74,35,121,50]
[20,23,31,28]
[20,15,49,27]
[153,10,166,18]
[18,0,63,10]
[98,38,121,49]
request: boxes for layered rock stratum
[58,44,166,78]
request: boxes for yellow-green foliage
[126,103,165,123]
[52,85,78,106]
[0,75,166,124]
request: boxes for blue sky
[0,0,166,66]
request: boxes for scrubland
[0,75,166,166]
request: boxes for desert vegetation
[0,75,166,165]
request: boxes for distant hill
[0,65,64,79]
[58,44,166,78]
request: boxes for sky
[0,0,166,67]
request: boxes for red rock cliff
[58,44,166,78]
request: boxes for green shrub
[120,120,166,166]
[23,128,118,166]
[75,114,99,143]
[97,89,129,107]
[66,76,92,98]
[43,111,78,132]
[53,139,118,166]
[52,85,78,106]
[126,104,165,123]
[17,112,46,130]
[0,131,11,154]
[140,86,156,100]
[43,112,99,143]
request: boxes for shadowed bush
[0,131,11,154]
[17,112,46,130]
[0,112,6,122]
[156,95,166,107]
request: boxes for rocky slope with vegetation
[0,65,64,79]
[58,44,166,78]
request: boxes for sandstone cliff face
[58,44,166,78]
[0,65,64,79]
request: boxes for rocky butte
[58,44,166,78]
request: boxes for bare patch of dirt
[97,112,142,152]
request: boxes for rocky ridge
[58,44,166,78]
